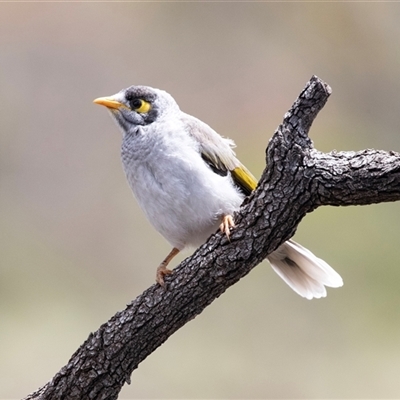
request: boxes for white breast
[121,121,244,250]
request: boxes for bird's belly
[124,158,243,250]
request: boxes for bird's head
[94,85,180,136]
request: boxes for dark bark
[24,76,400,400]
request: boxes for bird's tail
[267,240,343,300]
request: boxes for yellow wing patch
[231,165,258,196]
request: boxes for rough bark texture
[24,76,400,400]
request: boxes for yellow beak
[93,97,127,110]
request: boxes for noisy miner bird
[93,85,343,299]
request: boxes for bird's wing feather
[181,113,258,195]
[230,165,257,196]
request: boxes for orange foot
[156,247,180,286]
[156,264,173,286]
[219,214,235,239]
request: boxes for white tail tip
[267,240,343,300]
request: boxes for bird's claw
[156,264,172,287]
[220,214,235,240]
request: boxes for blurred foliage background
[1,3,400,399]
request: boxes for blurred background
[2,3,400,399]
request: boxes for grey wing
[180,112,240,174]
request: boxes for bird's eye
[130,98,151,114]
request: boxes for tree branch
[24,76,400,400]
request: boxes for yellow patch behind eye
[136,100,152,114]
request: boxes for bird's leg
[220,214,235,239]
[156,247,180,286]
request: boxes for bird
[93,85,343,299]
